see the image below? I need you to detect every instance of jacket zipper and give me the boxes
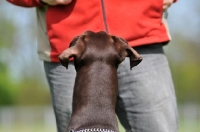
[100,0,109,33]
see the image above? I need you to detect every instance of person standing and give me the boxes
[7,0,178,132]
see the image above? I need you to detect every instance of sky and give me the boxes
[168,0,200,41]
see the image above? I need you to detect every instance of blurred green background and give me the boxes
[0,0,199,132]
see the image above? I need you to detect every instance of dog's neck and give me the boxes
[66,62,119,132]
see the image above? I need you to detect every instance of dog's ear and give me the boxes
[58,36,85,69]
[113,36,142,70]
[126,45,142,69]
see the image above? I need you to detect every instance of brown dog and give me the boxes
[59,31,142,132]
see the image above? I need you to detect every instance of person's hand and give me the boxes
[41,0,72,6]
[163,0,174,10]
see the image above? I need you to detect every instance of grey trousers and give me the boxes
[44,44,178,132]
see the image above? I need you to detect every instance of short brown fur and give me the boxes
[59,31,142,132]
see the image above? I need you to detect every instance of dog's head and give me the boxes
[59,31,142,70]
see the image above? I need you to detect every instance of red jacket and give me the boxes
[7,0,177,62]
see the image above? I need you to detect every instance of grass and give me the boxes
[0,120,199,132]
[118,119,200,132]
[178,120,200,132]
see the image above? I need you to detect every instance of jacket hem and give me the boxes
[47,36,170,63]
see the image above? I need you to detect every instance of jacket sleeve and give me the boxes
[7,0,44,7]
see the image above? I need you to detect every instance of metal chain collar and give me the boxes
[69,128,116,132]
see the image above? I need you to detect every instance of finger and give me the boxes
[163,3,172,10]
[57,0,72,5]
[163,5,168,10]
